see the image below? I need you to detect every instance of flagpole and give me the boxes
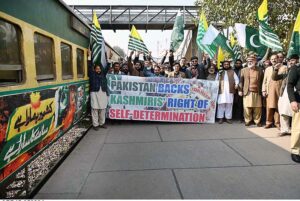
[262,47,271,61]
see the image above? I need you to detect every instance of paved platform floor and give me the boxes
[35,121,300,199]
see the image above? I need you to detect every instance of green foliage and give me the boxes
[195,0,300,51]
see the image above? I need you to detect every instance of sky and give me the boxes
[63,0,195,58]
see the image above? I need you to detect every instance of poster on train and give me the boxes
[0,81,89,182]
[107,75,219,123]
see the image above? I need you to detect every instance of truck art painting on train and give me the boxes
[0,0,121,183]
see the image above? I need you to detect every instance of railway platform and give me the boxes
[35,120,300,199]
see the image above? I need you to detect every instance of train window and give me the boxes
[76,48,84,78]
[34,33,55,81]
[0,18,23,85]
[61,42,73,80]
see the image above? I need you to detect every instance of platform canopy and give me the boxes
[70,5,200,31]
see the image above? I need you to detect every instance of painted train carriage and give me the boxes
[0,0,119,183]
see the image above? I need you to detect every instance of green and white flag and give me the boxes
[201,25,234,58]
[230,32,242,60]
[90,12,104,66]
[128,25,149,55]
[257,0,282,51]
[196,11,217,58]
[235,23,267,57]
[170,10,184,52]
[287,9,300,58]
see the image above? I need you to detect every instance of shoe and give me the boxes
[256,123,262,127]
[218,118,224,124]
[245,122,251,126]
[291,154,300,163]
[278,131,291,137]
[99,125,107,129]
[93,126,99,131]
[264,124,272,129]
[275,125,280,130]
[225,119,232,124]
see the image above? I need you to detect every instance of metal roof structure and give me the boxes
[70,5,200,31]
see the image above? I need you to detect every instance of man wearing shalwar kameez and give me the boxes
[262,54,287,129]
[216,61,239,124]
[89,65,108,130]
[239,56,264,127]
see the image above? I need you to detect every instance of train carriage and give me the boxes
[0,0,120,183]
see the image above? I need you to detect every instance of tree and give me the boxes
[195,0,300,51]
[113,46,126,58]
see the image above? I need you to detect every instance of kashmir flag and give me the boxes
[287,9,300,58]
[202,25,235,58]
[170,10,184,52]
[128,25,149,55]
[257,0,283,51]
[196,11,217,58]
[217,47,225,69]
[230,32,242,60]
[235,23,267,57]
[90,12,104,66]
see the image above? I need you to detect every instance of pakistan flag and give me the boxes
[235,23,267,57]
[287,9,300,58]
[201,25,235,58]
[170,10,184,52]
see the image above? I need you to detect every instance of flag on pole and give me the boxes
[217,47,225,69]
[287,9,300,58]
[257,0,282,51]
[90,12,104,66]
[196,11,217,58]
[170,10,184,52]
[128,25,149,55]
[235,23,267,57]
[202,25,235,58]
[230,32,242,60]
[100,39,107,69]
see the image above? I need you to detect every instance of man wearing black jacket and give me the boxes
[287,56,300,163]
[89,64,109,130]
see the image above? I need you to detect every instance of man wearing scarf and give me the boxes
[216,60,239,124]
[239,56,264,127]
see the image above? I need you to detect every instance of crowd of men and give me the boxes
[89,49,300,163]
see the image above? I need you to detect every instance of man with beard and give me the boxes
[272,54,298,136]
[121,63,129,75]
[262,54,287,129]
[287,55,300,163]
[190,56,207,79]
[216,61,239,124]
[239,56,264,127]
[127,51,144,76]
[233,59,244,122]
[89,65,108,130]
